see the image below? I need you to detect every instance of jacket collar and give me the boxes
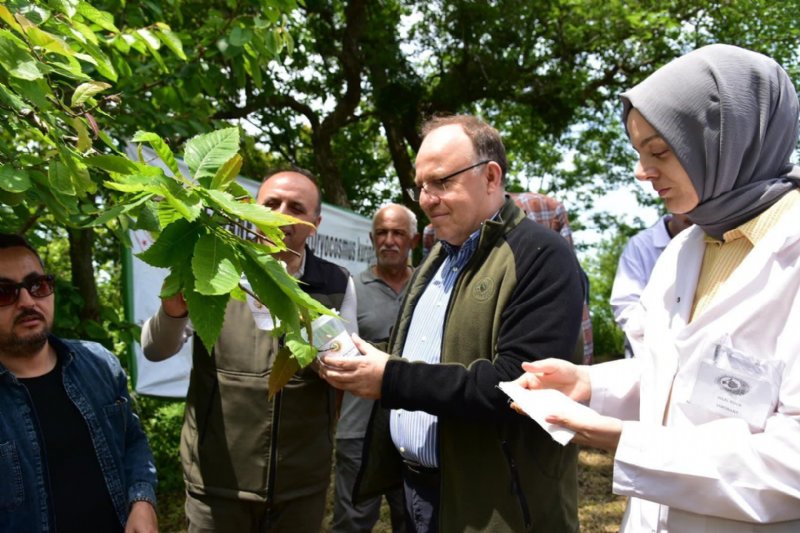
[477,195,526,249]
[417,196,524,286]
[298,245,327,291]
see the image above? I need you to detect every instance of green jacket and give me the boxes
[181,250,348,503]
[356,198,584,532]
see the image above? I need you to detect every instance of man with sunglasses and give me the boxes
[320,115,585,532]
[0,233,158,533]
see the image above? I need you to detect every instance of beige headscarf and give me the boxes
[621,44,800,239]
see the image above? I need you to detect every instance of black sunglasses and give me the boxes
[0,274,56,307]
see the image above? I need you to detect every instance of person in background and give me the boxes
[0,233,158,533]
[141,169,357,533]
[332,203,416,533]
[421,223,436,259]
[513,44,800,531]
[611,213,692,356]
[610,212,693,328]
[321,114,585,532]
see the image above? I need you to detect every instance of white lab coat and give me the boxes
[590,200,800,532]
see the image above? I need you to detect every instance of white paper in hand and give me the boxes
[498,381,595,446]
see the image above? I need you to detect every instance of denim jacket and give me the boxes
[0,336,157,532]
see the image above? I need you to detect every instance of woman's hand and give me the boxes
[512,358,592,403]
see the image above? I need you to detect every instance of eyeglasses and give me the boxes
[406,160,491,202]
[0,274,56,307]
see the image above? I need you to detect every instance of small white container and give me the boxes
[307,315,360,358]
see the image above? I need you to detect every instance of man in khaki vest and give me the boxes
[142,169,357,533]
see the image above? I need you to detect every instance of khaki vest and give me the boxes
[180,251,348,503]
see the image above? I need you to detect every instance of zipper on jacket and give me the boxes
[501,439,532,529]
[265,389,282,505]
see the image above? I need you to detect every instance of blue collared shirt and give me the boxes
[389,227,482,467]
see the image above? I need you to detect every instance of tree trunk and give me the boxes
[67,227,101,322]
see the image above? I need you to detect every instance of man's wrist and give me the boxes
[127,482,157,511]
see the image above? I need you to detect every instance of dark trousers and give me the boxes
[332,438,406,533]
[401,462,440,533]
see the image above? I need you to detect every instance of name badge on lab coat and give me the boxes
[688,343,782,431]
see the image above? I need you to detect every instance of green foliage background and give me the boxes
[4,0,800,523]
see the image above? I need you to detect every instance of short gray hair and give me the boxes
[374,203,418,236]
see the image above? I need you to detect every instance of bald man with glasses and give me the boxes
[321,115,585,533]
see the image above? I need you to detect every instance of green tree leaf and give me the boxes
[0,189,25,206]
[184,127,240,186]
[135,28,167,72]
[285,331,316,368]
[131,201,161,232]
[242,244,332,317]
[69,19,99,45]
[51,0,79,19]
[136,218,201,268]
[225,180,253,199]
[104,171,169,194]
[77,38,117,81]
[132,131,182,178]
[86,193,151,227]
[229,26,253,46]
[135,27,161,49]
[185,285,228,350]
[154,23,186,60]
[26,26,74,58]
[48,160,76,195]
[229,284,247,302]
[0,31,44,80]
[160,267,183,298]
[0,5,23,34]
[240,251,299,332]
[76,1,119,34]
[48,56,90,81]
[85,154,140,175]
[155,200,182,228]
[58,146,95,195]
[0,166,31,192]
[202,189,298,245]
[9,78,51,108]
[71,80,111,106]
[70,116,91,152]
[210,154,243,190]
[192,232,242,295]
[160,180,201,221]
[0,82,27,111]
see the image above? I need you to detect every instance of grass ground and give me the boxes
[157,448,625,532]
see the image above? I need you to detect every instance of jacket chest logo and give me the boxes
[472,277,495,302]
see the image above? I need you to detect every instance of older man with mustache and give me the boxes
[332,203,418,533]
